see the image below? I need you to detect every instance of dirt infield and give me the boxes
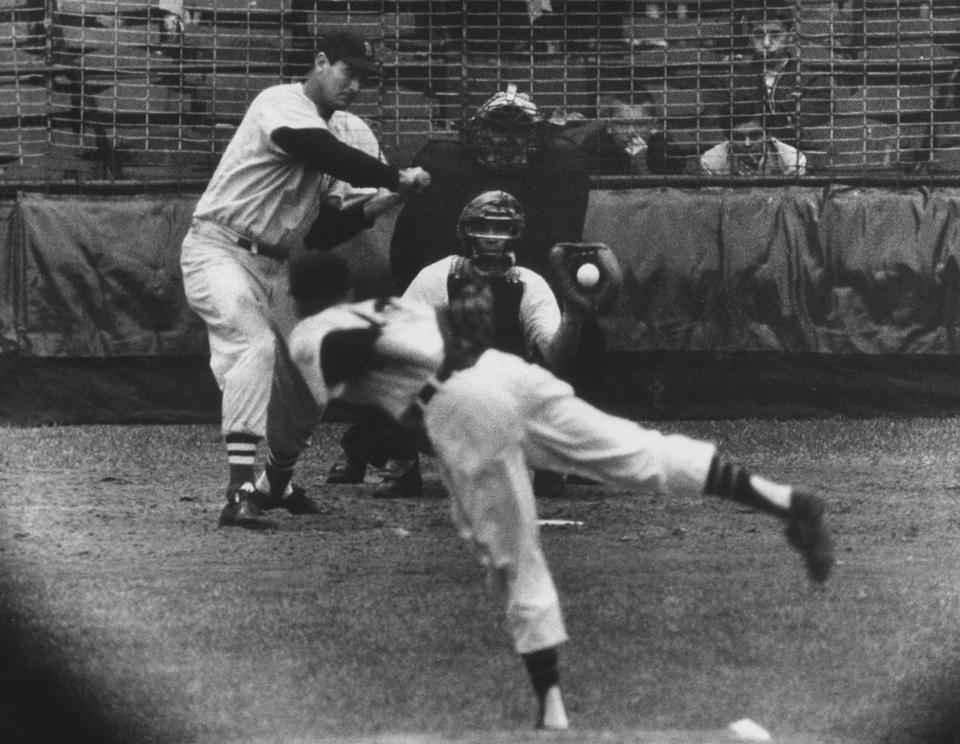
[2,419,960,744]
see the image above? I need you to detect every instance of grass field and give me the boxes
[2,418,960,744]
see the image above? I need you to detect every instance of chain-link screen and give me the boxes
[1,0,959,188]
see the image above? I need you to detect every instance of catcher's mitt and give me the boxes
[548,242,623,315]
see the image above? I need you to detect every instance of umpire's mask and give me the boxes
[463,84,544,176]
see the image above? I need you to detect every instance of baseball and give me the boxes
[576,262,601,288]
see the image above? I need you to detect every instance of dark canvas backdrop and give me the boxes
[3,188,960,423]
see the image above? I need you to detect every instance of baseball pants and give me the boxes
[422,349,717,654]
[181,221,296,438]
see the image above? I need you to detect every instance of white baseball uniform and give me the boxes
[402,256,561,358]
[181,83,389,437]
[269,296,717,654]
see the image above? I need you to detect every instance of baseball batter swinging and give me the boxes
[258,250,835,731]
[179,27,430,528]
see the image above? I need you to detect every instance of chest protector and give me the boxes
[448,257,527,358]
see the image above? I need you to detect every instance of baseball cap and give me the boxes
[317,27,379,77]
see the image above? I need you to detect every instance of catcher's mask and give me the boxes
[463,84,544,176]
[458,190,525,277]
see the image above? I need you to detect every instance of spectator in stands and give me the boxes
[729,3,837,143]
[326,85,593,499]
[725,2,797,65]
[699,99,807,176]
[726,4,799,139]
[419,1,629,54]
[531,0,631,52]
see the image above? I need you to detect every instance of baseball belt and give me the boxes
[234,235,287,261]
[398,367,453,436]
[190,219,287,261]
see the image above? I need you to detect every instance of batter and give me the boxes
[179,27,430,528]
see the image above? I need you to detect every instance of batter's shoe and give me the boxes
[219,483,278,530]
[372,458,423,499]
[251,485,320,515]
[326,454,367,484]
[784,491,834,583]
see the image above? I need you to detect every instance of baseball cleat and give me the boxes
[251,485,320,515]
[784,491,834,583]
[276,485,320,514]
[219,483,278,530]
[372,458,423,499]
[326,456,367,484]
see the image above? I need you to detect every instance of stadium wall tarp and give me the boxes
[3,188,960,423]
[0,192,398,358]
[586,186,960,354]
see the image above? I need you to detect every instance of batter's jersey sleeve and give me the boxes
[325,111,389,209]
[192,83,333,251]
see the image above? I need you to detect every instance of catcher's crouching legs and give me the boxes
[326,406,372,484]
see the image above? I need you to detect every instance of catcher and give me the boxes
[256,250,835,731]
[386,87,599,413]
[327,190,621,498]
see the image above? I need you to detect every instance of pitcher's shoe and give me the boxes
[785,491,834,583]
[372,458,423,499]
[536,685,569,730]
[219,483,278,530]
[326,454,367,484]
[251,485,320,515]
